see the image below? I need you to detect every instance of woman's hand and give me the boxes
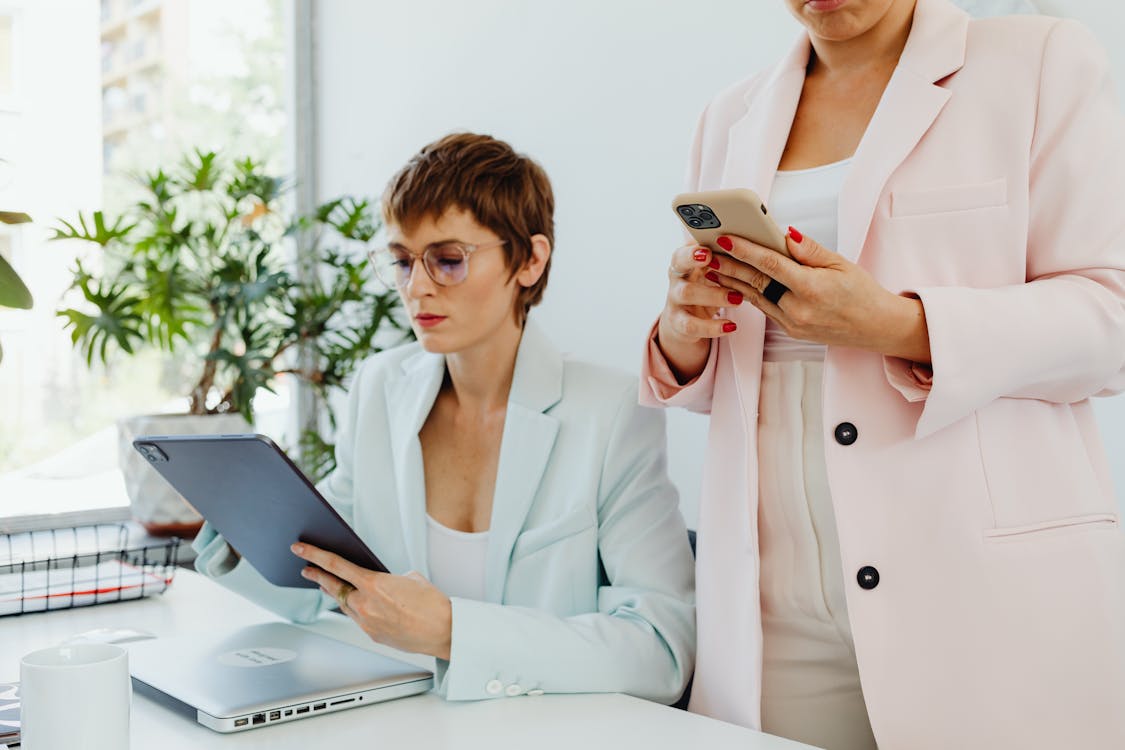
[657,243,745,383]
[711,228,932,363]
[291,542,453,660]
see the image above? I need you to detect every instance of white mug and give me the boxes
[20,642,131,750]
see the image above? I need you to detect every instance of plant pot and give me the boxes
[117,412,251,537]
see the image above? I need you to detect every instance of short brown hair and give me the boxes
[381,133,554,327]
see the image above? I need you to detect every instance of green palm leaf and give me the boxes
[57,277,146,366]
[50,211,136,246]
[0,253,32,309]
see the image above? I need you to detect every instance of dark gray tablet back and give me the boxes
[133,433,387,588]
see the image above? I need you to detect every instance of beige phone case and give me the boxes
[672,188,790,259]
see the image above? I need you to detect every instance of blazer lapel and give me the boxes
[837,0,969,261]
[384,348,445,577]
[484,321,562,603]
[718,32,810,402]
[720,31,810,203]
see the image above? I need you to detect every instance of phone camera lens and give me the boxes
[677,206,694,216]
[699,211,716,222]
[687,218,703,228]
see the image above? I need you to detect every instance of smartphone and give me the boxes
[672,188,790,259]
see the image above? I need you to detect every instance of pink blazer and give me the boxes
[641,0,1125,747]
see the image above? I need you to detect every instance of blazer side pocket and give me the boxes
[510,509,596,561]
[891,178,1007,217]
[983,512,1119,542]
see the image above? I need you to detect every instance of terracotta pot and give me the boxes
[117,412,251,537]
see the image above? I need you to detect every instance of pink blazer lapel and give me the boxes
[838,0,970,261]
[718,0,971,266]
[717,33,810,394]
[720,32,810,202]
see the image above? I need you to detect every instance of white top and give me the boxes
[426,513,489,601]
[763,158,852,362]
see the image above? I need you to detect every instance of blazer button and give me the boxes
[857,566,880,590]
[834,422,858,445]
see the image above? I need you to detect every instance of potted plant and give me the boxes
[0,211,33,361]
[50,150,409,535]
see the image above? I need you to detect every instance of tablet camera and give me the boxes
[137,443,169,463]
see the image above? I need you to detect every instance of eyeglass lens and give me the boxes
[381,242,469,287]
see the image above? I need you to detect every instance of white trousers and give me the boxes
[757,360,878,750]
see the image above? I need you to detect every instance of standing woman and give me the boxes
[644,0,1125,748]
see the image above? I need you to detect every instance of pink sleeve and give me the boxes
[885,21,1125,439]
[639,319,718,414]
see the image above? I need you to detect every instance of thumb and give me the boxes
[785,226,838,268]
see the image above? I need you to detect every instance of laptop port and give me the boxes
[234,718,249,727]
[269,711,281,721]
[330,698,355,706]
[296,706,310,714]
[284,710,293,717]
[252,713,266,725]
[313,703,326,711]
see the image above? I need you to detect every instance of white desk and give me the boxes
[1,570,818,749]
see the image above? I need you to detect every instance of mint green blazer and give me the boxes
[194,322,696,703]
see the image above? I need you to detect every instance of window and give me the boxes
[0,14,14,104]
[1,0,287,531]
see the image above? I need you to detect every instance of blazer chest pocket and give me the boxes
[510,509,596,561]
[983,512,1119,543]
[891,178,1007,217]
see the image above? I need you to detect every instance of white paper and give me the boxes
[0,560,169,615]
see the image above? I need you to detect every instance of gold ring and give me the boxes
[335,583,354,610]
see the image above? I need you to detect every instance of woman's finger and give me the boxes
[666,308,739,339]
[719,234,807,291]
[671,276,745,309]
[708,253,775,295]
[299,564,346,597]
[738,273,792,328]
[291,542,366,588]
[668,244,718,279]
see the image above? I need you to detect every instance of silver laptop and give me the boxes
[127,622,434,732]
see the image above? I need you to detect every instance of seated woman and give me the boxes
[193,132,695,703]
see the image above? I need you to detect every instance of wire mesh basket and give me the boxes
[0,523,179,616]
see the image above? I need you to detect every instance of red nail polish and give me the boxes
[705,271,719,283]
[788,226,803,243]
[708,257,721,269]
[722,322,737,333]
[716,236,733,252]
[693,248,708,262]
[727,291,742,305]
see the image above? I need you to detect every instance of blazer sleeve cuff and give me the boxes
[882,355,934,403]
[438,598,542,701]
[640,320,717,412]
[192,521,328,623]
[191,521,240,578]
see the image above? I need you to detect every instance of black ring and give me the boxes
[763,279,789,304]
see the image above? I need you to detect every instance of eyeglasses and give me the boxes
[368,239,507,288]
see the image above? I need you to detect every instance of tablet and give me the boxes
[133,433,388,588]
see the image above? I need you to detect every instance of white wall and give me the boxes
[313,0,1125,527]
